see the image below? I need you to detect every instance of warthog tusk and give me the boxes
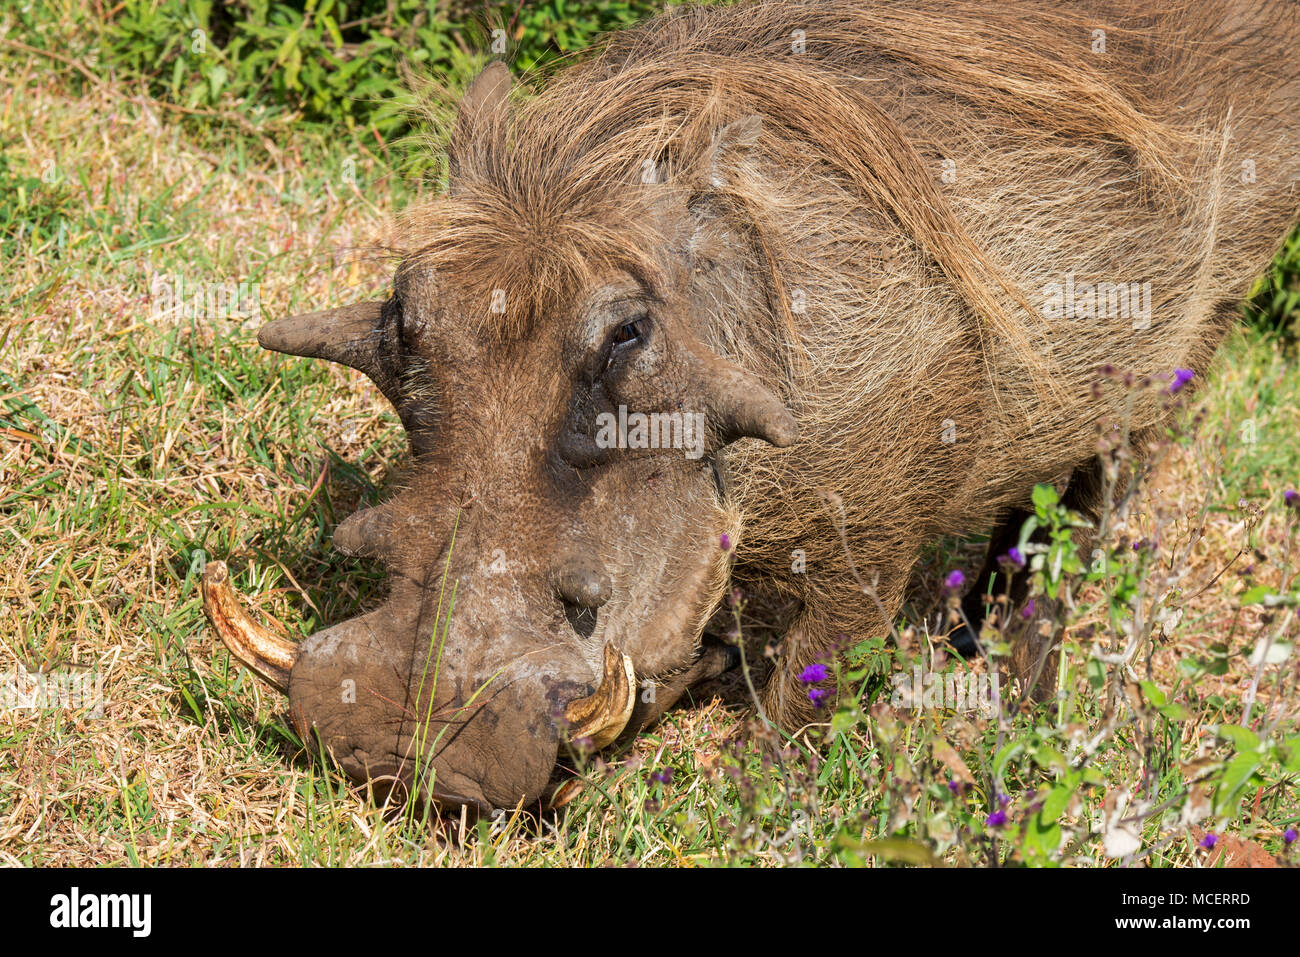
[563,643,636,749]
[201,561,298,691]
[545,778,585,810]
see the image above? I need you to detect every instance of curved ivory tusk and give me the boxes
[544,778,585,810]
[563,643,636,749]
[201,561,298,691]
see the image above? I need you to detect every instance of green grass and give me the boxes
[1,2,1298,867]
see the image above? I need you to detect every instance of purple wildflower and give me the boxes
[1284,827,1297,846]
[808,687,831,709]
[945,569,966,589]
[650,768,674,785]
[947,779,962,795]
[1199,832,1219,850]
[1004,547,1026,568]
[1168,368,1195,394]
[1021,598,1036,619]
[985,809,1008,828]
[1285,489,1299,509]
[719,533,732,551]
[798,663,829,684]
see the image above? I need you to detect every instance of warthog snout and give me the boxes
[204,560,636,809]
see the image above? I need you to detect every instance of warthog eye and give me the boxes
[611,316,646,348]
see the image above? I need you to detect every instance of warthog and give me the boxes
[203,0,1300,811]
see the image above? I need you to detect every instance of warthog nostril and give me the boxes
[555,561,610,641]
[554,563,611,609]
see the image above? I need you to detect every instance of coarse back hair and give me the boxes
[391,0,1300,725]
[403,0,1292,372]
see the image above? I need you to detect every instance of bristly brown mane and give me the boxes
[402,1,1296,381]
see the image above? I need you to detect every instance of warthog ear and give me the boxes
[448,61,512,193]
[705,114,763,187]
[458,60,512,128]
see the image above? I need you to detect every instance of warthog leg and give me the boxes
[951,506,1034,659]
[951,456,1116,701]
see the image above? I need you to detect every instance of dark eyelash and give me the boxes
[611,317,646,347]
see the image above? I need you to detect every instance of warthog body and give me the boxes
[205,0,1300,810]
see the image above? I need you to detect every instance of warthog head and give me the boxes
[203,61,797,810]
